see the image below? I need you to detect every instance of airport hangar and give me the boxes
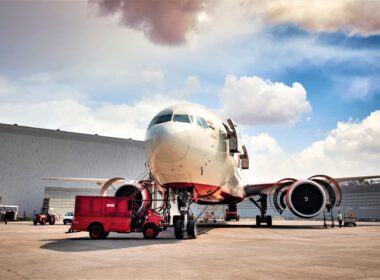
[0,122,379,221]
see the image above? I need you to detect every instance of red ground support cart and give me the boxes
[70,196,165,239]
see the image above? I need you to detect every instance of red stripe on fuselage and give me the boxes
[162,182,243,204]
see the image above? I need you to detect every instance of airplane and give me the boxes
[45,103,380,239]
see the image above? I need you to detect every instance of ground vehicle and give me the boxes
[33,208,56,225]
[63,211,73,225]
[70,196,165,239]
[344,212,357,227]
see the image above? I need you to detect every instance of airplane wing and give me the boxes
[243,174,380,220]
[43,177,109,186]
[244,174,380,197]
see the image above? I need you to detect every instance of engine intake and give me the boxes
[286,180,327,218]
[115,183,150,217]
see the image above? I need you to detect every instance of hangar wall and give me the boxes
[0,123,145,217]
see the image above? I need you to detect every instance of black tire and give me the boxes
[89,224,105,239]
[225,217,230,221]
[267,216,272,227]
[143,224,159,239]
[256,215,261,227]
[187,220,198,239]
[63,221,67,225]
[236,216,240,222]
[49,218,55,225]
[353,223,357,227]
[174,218,184,239]
[40,219,46,225]
[33,220,37,226]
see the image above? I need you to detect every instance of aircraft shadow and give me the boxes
[40,227,213,252]
[198,222,327,229]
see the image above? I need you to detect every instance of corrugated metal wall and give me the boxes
[0,124,145,217]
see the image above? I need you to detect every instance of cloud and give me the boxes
[242,111,380,182]
[218,75,311,125]
[0,96,180,140]
[91,0,206,45]
[337,76,380,101]
[263,0,380,37]
[0,74,181,140]
[172,75,200,98]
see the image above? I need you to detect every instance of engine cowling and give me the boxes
[99,177,151,217]
[115,183,151,216]
[286,180,327,218]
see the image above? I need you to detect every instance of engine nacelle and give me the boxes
[286,180,327,219]
[115,183,151,216]
[99,177,151,217]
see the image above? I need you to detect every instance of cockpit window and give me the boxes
[148,114,172,129]
[198,117,209,128]
[173,114,190,123]
[190,115,209,128]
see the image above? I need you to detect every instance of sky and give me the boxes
[0,0,379,182]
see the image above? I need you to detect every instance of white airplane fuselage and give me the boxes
[145,104,246,204]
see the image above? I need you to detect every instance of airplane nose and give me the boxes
[146,124,190,162]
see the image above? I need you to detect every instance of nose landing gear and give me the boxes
[173,188,198,239]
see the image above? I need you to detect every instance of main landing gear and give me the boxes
[173,189,198,239]
[250,194,272,227]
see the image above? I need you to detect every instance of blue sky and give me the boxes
[0,0,379,180]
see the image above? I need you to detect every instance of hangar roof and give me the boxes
[0,123,143,147]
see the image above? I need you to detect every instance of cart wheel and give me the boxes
[63,221,67,225]
[40,219,46,225]
[174,218,184,239]
[49,218,55,225]
[143,224,158,239]
[33,220,37,226]
[89,224,105,239]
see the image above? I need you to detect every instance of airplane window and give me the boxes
[173,114,190,123]
[198,117,209,128]
[148,114,172,129]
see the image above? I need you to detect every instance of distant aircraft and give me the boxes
[45,104,380,239]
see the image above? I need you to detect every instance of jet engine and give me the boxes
[100,177,151,217]
[115,183,151,216]
[271,175,341,219]
[285,180,327,218]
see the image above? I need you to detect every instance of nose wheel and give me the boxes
[173,189,197,239]
[174,214,197,239]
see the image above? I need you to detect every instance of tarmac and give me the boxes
[0,220,380,280]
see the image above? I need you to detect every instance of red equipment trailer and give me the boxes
[70,196,165,239]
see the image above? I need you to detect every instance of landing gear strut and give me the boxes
[250,194,272,227]
[173,188,197,239]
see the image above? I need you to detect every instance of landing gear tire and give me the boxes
[143,224,159,239]
[187,220,198,239]
[174,218,184,239]
[256,215,261,227]
[267,215,272,227]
